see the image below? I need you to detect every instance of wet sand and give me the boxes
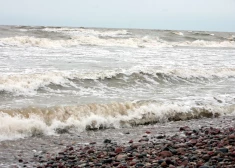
[1,115,235,167]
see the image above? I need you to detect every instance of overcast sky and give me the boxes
[0,0,235,32]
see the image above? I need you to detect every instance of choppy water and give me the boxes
[0,25,235,140]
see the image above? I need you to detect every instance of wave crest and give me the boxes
[1,35,234,48]
[0,68,234,95]
[0,101,234,140]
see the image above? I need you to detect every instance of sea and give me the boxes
[0,25,235,142]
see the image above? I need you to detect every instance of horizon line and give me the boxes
[1,24,235,33]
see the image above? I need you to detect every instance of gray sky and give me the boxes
[0,0,235,32]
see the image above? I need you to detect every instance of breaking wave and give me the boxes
[0,35,234,48]
[0,68,234,95]
[193,32,215,36]
[0,101,234,140]
[42,27,131,37]
[177,40,235,48]
[172,31,184,36]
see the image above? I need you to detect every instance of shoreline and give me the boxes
[0,115,235,167]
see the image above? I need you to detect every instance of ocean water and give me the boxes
[0,25,235,141]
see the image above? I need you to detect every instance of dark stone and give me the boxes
[126,157,134,161]
[102,159,113,164]
[217,148,228,153]
[112,142,118,145]
[67,146,73,150]
[95,163,102,166]
[163,146,177,155]
[113,162,120,166]
[135,163,144,167]
[229,152,235,156]
[141,137,149,142]
[165,159,174,165]
[109,152,117,157]
[68,156,76,160]
[104,139,112,143]
[58,152,65,155]
[179,126,191,131]
[189,156,198,161]
[229,140,235,144]
[185,131,192,136]
[162,146,170,151]
[193,129,199,134]
[156,135,166,139]
[125,146,132,152]
[87,149,95,154]
[158,160,164,164]
[47,161,54,164]
[137,154,144,159]
[202,155,210,162]
[39,159,47,163]
[55,128,70,134]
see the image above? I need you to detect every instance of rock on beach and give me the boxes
[29,125,235,167]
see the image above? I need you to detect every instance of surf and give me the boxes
[1,101,234,141]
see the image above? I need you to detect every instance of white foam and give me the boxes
[175,40,235,48]
[19,29,28,32]
[173,31,184,36]
[0,72,75,95]
[1,35,234,48]
[0,67,234,95]
[43,27,131,37]
[0,36,78,48]
[0,112,58,141]
[0,102,234,141]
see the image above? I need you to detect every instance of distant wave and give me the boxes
[42,27,132,38]
[0,35,234,48]
[227,35,235,41]
[176,40,235,47]
[193,32,215,36]
[0,101,234,140]
[0,68,234,95]
[172,31,184,36]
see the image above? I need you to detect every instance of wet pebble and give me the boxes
[35,126,235,168]
[103,139,112,143]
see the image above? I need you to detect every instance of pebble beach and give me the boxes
[1,115,235,167]
[0,26,235,168]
